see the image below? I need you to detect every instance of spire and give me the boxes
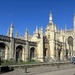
[49,11,53,23]
[40,26,43,35]
[65,24,66,31]
[74,13,75,28]
[24,28,29,40]
[7,28,10,36]
[25,28,28,36]
[9,23,14,37]
[10,22,14,28]
[16,31,18,38]
[26,28,28,33]
[55,24,57,32]
[35,26,38,33]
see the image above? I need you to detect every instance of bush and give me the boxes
[19,59,23,62]
[1,59,16,65]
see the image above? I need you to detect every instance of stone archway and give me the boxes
[56,43,62,61]
[43,43,50,62]
[30,47,36,61]
[16,45,24,62]
[68,36,73,60]
[44,48,48,61]
[0,42,9,60]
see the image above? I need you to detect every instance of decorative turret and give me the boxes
[55,24,57,32]
[35,26,39,33]
[7,28,10,37]
[9,23,14,37]
[65,24,66,31]
[40,27,43,36]
[34,26,39,37]
[24,28,28,40]
[49,11,53,23]
[16,31,18,38]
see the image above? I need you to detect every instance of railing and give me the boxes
[14,38,26,44]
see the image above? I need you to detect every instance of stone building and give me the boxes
[0,12,75,62]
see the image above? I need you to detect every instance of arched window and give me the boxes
[68,36,73,46]
[0,42,9,60]
[68,36,73,59]
[16,45,23,62]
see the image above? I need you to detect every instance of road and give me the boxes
[36,68,75,75]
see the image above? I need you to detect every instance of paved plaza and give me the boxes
[0,64,75,75]
[36,68,75,75]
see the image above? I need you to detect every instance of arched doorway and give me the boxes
[44,48,49,62]
[57,44,62,61]
[30,47,36,61]
[16,45,23,62]
[68,36,73,60]
[0,42,8,60]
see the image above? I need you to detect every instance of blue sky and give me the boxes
[0,0,75,37]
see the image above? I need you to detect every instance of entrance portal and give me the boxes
[16,45,23,62]
[30,47,36,61]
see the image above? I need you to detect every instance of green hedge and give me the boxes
[1,59,37,65]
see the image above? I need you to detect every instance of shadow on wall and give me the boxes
[0,66,14,74]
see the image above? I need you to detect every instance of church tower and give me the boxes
[45,11,56,60]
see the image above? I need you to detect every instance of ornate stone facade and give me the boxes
[0,12,75,62]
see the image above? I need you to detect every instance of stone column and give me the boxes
[40,37,44,62]
[25,41,29,61]
[9,38,14,60]
[49,41,55,59]
[22,48,25,61]
[37,27,44,62]
[5,46,8,60]
[49,30,55,60]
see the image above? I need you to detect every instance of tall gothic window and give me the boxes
[68,36,73,59]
